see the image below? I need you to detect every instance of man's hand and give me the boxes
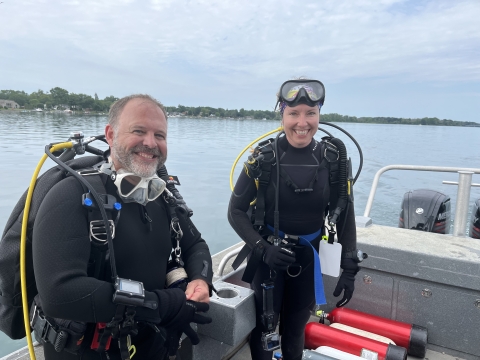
[185,279,210,303]
[165,298,212,356]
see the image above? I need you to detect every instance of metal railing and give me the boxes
[215,246,242,278]
[363,165,480,237]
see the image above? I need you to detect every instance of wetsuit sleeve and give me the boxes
[227,168,264,249]
[174,207,213,286]
[336,195,357,253]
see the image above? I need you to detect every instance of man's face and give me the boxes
[105,98,167,177]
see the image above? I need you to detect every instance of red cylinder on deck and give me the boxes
[305,322,407,360]
[326,307,427,358]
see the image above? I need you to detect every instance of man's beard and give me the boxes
[111,142,166,178]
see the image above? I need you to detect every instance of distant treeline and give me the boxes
[0,88,118,112]
[1,89,478,127]
[164,105,279,120]
[165,105,479,127]
[320,113,479,127]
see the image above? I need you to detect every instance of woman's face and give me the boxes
[281,104,320,148]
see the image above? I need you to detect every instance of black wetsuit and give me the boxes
[33,175,213,360]
[228,136,356,360]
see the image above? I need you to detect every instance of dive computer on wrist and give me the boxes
[342,249,368,263]
[112,277,145,307]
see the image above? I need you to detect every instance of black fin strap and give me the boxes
[231,244,251,270]
[241,241,266,283]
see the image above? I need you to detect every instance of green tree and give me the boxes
[79,94,94,109]
[50,87,69,106]
[68,93,81,109]
[104,96,119,103]
[29,99,40,109]
[30,90,50,108]
[92,101,103,111]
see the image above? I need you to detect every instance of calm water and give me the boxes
[1,112,479,355]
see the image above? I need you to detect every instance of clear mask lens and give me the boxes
[114,171,166,204]
[285,85,319,101]
[280,80,325,106]
[119,175,143,197]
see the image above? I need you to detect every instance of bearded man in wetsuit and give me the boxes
[32,94,213,359]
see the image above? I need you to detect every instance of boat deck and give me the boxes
[3,224,479,360]
[211,242,471,360]
[0,340,466,360]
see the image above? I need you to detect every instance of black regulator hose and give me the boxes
[328,137,348,226]
[273,131,283,240]
[157,165,193,217]
[319,121,363,184]
[317,127,334,138]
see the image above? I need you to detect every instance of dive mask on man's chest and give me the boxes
[112,169,166,206]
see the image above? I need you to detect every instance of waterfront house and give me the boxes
[0,99,20,109]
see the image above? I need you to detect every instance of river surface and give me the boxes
[1,111,480,356]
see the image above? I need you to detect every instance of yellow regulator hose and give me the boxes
[21,142,73,360]
[229,126,283,191]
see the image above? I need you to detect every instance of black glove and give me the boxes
[164,300,211,357]
[262,243,296,271]
[333,257,360,307]
[153,288,212,344]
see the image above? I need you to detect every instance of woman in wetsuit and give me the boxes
[228,79,359,360]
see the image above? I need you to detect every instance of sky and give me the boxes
[1,0,479,122]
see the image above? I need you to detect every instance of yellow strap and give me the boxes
[229,126,283,191]
[129,345,136,358]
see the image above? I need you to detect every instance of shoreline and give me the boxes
[1,109,479,127]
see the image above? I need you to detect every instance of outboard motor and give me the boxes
[469,199,480,239]
[399,189,451,234]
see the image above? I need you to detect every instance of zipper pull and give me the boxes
[142,207,153,232]
[144,210,152,223]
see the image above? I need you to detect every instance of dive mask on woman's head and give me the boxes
[113,169,166,206]
[276,80,325,112]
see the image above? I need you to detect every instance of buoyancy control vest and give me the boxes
[246,137,346,229]
[0,155,189,341]
[0,155,108,340]
[232,135,354,283]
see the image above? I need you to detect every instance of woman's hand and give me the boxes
[262,243,296,271]
[333,257,360,307]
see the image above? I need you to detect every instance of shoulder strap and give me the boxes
[249,140,276,229]
[74,171,115,280]
[317,138,340,212]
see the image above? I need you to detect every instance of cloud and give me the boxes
[0,0,479,120]
[2,0,479,80]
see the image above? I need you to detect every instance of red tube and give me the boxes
[326,308,427,358]
[305,322,407,360]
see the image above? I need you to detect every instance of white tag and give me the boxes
[319,241,342,277]
[361,348,379,360]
